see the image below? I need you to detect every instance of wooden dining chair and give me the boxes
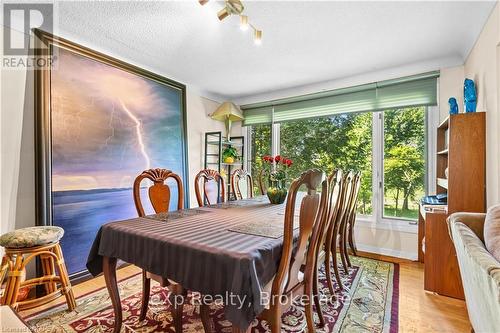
[323,171,353,290]
[343,171,362,265]
[133,168,186,331]
[320,169,345,295]
[337,171,356,273]
[231,169,254,200]
[259,169,330,332]
[200,169,332,333]
[195,169,226,206]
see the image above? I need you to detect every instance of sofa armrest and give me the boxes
[447,212,486,242]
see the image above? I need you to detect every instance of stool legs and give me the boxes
[1,243,76,312]
[41,254,57,294]
[53,243,76,311]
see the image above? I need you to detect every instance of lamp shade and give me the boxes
[210,102,244,122]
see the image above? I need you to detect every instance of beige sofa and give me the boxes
[448,211,500,332]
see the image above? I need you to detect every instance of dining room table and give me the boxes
[86,195,301,333]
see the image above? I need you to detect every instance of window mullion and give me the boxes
[372,111,384,223]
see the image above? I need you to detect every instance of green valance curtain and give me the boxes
[242,71,439,126]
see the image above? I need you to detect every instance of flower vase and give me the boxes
[266,180,287,204]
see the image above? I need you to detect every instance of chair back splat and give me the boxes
[133,168,184,216]
[231,169,254,200]
[194,169,226,206]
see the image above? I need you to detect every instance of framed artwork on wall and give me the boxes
[34,29,189,280]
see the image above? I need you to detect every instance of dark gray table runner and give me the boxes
[86,196,291,329]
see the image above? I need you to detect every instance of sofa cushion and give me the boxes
[484,204,500,262]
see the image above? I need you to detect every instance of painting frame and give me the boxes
[34,29,189,282]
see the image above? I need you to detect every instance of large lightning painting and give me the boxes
[50,46,186,276]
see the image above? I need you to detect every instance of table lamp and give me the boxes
[210,102,244,141]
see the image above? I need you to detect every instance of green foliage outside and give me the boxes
[383,107,425,220]
[279,113,373,215]
[250,107,425,220]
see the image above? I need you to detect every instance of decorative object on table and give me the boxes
[464,78,477,112]
[448,97,459,114]
[0,226,76,311]
[210,102,244,141]
[222,146,239,164]
[24,256,399,333]
[262,155,293,204]
[198,0,263,45]
[33,29,189,279]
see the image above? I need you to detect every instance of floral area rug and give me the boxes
[23,256,399,332]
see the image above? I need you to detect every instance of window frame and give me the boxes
[245,106,437,234]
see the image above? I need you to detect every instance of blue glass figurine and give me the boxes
[464,78,477,112]
[448,97,458,114]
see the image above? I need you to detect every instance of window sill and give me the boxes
[355,216,418,234]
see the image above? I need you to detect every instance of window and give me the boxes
[382,107,426,220]
[245,73,436,224]
[249,124,272,193]
[280,113,373,215]
[248,108,428,222]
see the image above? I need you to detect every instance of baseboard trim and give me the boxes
[356,243,418,261]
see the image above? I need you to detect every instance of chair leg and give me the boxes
[339,231,349,273]
[343,224,352,268]
[267,305,282,333]
[200,303,213,333]
[324,250,335,295]
[348,216,358,256]
[312,266,325,328]
[140,270,151,321]
[169,283,187,333]
[53,244,76,311]
[331,246,343,290]
[304,279,316,333]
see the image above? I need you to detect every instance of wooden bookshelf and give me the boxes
[419,112,486,300]
[436,112,486,213]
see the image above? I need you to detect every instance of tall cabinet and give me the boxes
[204,132,245,201]
[419,112,486,299]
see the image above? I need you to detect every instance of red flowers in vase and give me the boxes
[261,155,293,204]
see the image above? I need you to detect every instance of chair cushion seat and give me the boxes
[0,226,64,249]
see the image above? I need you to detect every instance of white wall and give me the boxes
[186,92,241,207]
[463,3,499,207]
[0,27,35,240]
[439,3,500,207]
[438,66,465,120]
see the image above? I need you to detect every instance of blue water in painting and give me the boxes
[53,187,179,275]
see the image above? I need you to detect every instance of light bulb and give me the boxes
[254,29,262,45]
[240,15,249,31]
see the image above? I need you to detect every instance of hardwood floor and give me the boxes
[19,254,471,332]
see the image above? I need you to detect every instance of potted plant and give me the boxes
[262,155,293,204]
[222,146,239,164]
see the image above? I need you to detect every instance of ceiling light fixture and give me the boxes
[240,15,248,31]
[199,0,262,45]
[254,29,262,45]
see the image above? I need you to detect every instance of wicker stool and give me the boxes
[0,226,76,311]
